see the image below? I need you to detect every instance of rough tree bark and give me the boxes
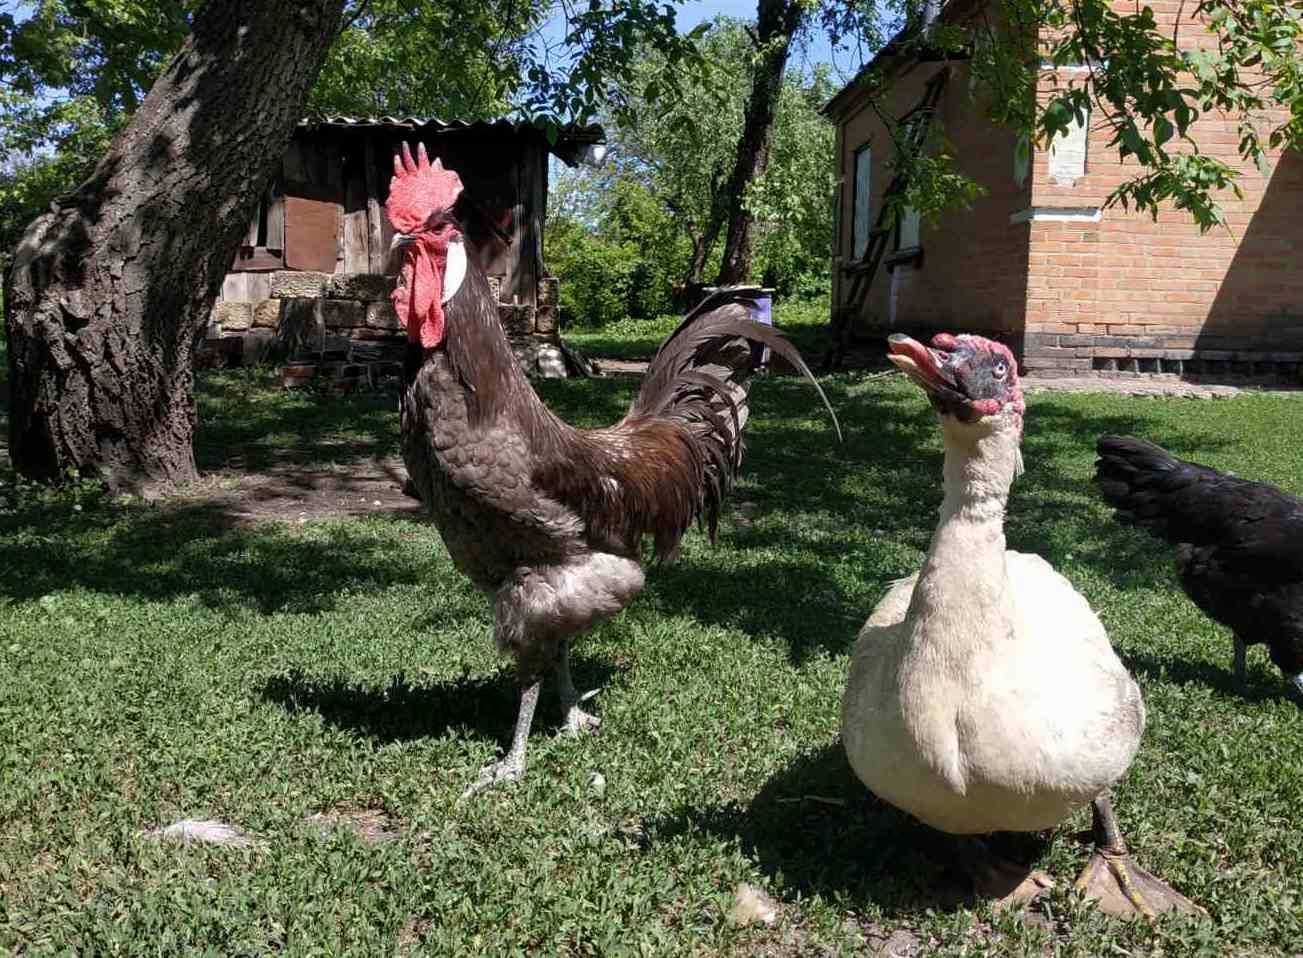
[714,0,805,286]
[4,0,347,490]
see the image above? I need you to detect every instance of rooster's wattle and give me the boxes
[386,142,838,794]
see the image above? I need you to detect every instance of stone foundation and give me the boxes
[199,270,572,383]
[1022,328,1303,384]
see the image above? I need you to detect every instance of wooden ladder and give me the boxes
[822,67,951,373]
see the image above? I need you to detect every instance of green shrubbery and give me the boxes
[544,18,834,331]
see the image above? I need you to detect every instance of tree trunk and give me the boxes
[4,0,346,490]
[714,0,804,286]
[686,187,730,287]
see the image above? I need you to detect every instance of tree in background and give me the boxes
[604,22,751,289]
[714,0,810,285]
[307,0,544,118]
[2,0,694,489]
[547,17,835,324]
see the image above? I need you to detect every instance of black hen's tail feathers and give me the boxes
[1095,435,1303,567]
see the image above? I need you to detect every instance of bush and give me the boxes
[546,207,685,329]
[547,225,641,328]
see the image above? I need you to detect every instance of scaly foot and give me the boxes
[461,757,525,798]
[563,703,601,735]
[1075,849,1203,918]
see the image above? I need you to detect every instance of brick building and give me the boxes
[825,0,1303,379]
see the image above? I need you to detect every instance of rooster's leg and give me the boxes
[1073,793,1202,917]
[462,679,541,797]
[556,640,601,734]
[1233,636,1247,687]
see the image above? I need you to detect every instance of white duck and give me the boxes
[841,332,1199,917]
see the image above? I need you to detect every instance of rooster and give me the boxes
[386,143,839,794]
[1095,436,1303,699]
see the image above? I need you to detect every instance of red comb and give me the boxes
[386,142,464,235]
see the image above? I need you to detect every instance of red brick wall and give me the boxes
[832,59,1031,347]
[1023,2,1303,376]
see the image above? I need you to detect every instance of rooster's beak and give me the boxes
[390,233,415,253]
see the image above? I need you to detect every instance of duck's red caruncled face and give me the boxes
[888,332,1024,423]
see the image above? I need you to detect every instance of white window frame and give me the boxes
[851,143,872,261]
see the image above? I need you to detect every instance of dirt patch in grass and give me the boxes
[168,457,422,525]
[307,803,404,845]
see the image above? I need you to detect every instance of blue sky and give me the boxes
[539,0,872,84]
[668,0,864,79]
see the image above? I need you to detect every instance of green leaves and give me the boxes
[307,0,539,119]
[1032,0,1303,231]
[550,17,836,300]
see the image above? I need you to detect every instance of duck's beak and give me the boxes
[887,334,958,396]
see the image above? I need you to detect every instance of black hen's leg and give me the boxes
[463,679,540,797]
[1074,793,1202,917]
[556,640,601,734]
[1233,636,1248,688]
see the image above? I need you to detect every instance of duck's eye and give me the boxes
[992,360,1008,380]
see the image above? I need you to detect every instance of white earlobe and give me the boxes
[443,237,467,304]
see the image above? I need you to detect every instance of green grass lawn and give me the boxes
[2,364,1302,954]
[564,295,831,363]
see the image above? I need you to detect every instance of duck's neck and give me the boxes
[908,417,1023,649]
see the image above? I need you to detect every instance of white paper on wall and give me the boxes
[1049,109,1089,184]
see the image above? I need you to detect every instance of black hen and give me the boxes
[1094,435,1303,697]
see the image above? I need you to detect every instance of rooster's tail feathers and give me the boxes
[626,287,839,547]
[631,286,840,437]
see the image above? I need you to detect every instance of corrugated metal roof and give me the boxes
[298,115,604,144]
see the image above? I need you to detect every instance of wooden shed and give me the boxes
[207,117,605,381]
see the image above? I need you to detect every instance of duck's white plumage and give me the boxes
[841,418,1145,836]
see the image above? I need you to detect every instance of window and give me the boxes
[897,206,921,250]
[851,144,872,261]
[233,183,285,271]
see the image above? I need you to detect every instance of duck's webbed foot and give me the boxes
[461,680,540,799]
[556,640,601,736]
[1075,794,1202,918]
[957,836,1054,910]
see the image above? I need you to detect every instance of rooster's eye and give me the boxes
[992,360,1008,380]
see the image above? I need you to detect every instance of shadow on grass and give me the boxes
[1120,647,1301,706]
[259,657,622,748]
[0,497,428,613]
[639,742,1015,916]
[193,369,402,474]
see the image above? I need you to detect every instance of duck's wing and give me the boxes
[863,572,919,631]
[1005,551,1115,651]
